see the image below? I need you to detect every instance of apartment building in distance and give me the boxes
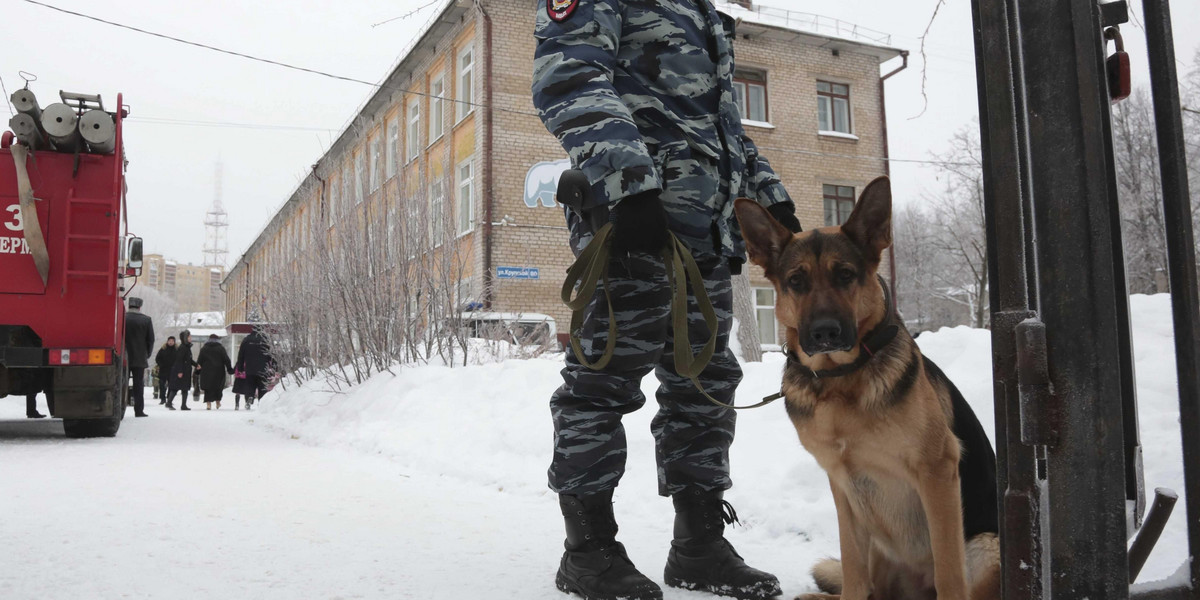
[143,253,226,314]
[224,0,905,348]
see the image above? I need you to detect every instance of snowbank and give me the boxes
[256,294,1189,587]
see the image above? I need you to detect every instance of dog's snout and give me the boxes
[810,319,842,345]
[802,316,856,355]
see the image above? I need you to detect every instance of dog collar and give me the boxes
[784,276,900,380]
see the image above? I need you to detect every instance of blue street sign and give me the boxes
[496,266,540,280]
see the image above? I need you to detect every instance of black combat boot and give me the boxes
[664,489,781,599]
[556,490,663,600]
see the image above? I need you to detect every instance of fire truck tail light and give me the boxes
[48,349,112,366]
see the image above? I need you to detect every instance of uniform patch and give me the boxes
[547,0,580,22]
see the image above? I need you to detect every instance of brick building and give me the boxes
[223,0,905,348]
[144,253,226,314]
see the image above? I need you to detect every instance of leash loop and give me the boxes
[563,226,779,410]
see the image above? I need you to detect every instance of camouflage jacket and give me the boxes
[532,0,793,259]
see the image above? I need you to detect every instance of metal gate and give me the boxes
[971,0,1198,598]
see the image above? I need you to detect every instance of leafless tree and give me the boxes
[731,272,762,361]
[1113,90,1171,293]
[919,127,990,328]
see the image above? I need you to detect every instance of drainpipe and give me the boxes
[475,0,495,309]
[879,50,908,308]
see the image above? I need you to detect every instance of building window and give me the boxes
[405,194,422,259]
[457,45,474,122]
[407,100,421,162]
[733,68,768,123]
[817,81,851,134]
[387,117,398,179]
[341,167,352,214]
[823,184,856,226]
[430,73,446,142]
[429,180,446,247]
[355,152,365,205]
[754,288,778,346]
[369,135,382,192]
[386,204,397,260]
[457,159,474,235]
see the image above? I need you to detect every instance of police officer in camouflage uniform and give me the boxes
[533,1,803,598]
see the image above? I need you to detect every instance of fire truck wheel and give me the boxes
[62,364,126,438]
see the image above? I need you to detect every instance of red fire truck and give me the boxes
[0,90,142,437]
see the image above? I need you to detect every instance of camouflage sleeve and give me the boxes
[532,0,660,206]
[742,134,792,208]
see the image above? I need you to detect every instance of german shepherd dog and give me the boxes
[733,177,1000,600]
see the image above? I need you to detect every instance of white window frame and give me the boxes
[456,45,475,123]
[407,100,421,163]
[429,179,446,247]
[355,152,365,205]
[430,72,446,143]
[753,287,780,349]
[823,184,856,227]
[386,203,398,261]
[456,158,474,236]
[817,80,853,135]
[733,68,768,124]
[386,117,398,180]
[369,135,382,192]
[405,193,422,260]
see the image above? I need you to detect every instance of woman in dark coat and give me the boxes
[234,329,275,409]
[197,334,234,410]
[166,330,196,411]
[154,337,176,403]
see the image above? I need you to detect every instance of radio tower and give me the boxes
[203,161,229,269]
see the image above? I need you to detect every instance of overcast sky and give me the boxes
[6,0,1199,267]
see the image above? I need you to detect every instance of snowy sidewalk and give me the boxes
[0,294,1188,599]
[0,401,573,600]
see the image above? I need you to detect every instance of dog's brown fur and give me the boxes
[734,177,999,600]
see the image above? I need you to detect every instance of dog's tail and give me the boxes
[811,558,843,594]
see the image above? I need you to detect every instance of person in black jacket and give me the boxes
[234,328,275,408]
[166,330,196,411]
[197,334,234,410]
[154,337,176,404]
[124,297,155,417]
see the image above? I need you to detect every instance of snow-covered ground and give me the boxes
[0,294,1189,599]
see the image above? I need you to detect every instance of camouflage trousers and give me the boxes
[548,246,741,498]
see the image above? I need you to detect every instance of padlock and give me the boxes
[1105,27,1131,103]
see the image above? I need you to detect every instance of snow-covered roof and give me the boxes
[167,311,226,328]
[715,2,904,60]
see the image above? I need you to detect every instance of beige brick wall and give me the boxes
[484,0,578,329]
[484,0,894,339]
[227,0,897,346]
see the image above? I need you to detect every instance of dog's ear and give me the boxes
[734,198,792,274]
[841,176,892,262]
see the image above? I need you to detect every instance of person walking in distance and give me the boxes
[234,327,275,410]
[155,336,176,404]
[532,1,802,598]
[166,330,196,411]
[124,297,155,418]
[197,334,234,410]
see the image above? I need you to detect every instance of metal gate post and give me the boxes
[1135,0,1200,596]
[970,0,1045,597]
[1019,0,1132,597]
